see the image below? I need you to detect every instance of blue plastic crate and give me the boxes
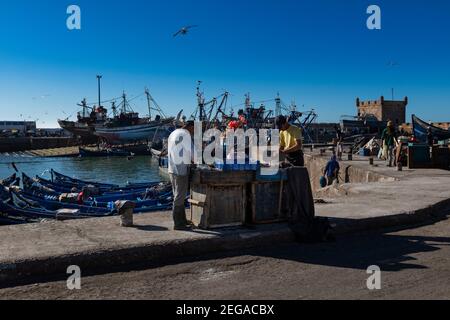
[359,148,370,157]
[256,167,288,181]
[215,160,259,172]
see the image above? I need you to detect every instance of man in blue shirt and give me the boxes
[323,155,340,186]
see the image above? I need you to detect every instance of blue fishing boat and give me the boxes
[412,115,450,143]
[21,184,173,210]
[0,173,19,187]
[0,213,27,225]
[10,189,115,215]
[0,168,176,222]
[0,186,114,220]
[51,169,158,191]
[24,173,156,198]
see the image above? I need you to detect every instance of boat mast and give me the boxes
[245,93,251,110]
[111,101,117,117]
[196,81,206,121]
[96,75,102,109]
[81,98,88,118]
[275,92,282,117]
[145,88,152,120]
[122,92,127,114]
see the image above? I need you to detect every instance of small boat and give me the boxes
[150,148,162,157]
[0,215,26,225]
[412,114,450,142]
[23,175,153,202]
[79,147,131,158]
[10,188,114,215]
[11,176,174,215]
[0,187,111,220]
[21,188,172,211]
[0,173,18,187]
[51,169,119,189]
[22,172,173,204]
[50,169,158,192]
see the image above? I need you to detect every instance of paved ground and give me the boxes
[1,217,450,300]
[2,163,449,263]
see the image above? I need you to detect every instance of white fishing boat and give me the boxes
[94,89,175,144]
[95,119,174,143]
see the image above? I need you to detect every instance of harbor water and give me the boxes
[0,155,163,185]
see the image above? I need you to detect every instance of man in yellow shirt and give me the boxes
[276,115,304,167]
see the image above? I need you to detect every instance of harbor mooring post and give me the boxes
[115,200,136,227]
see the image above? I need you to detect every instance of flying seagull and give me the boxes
[32,94,51,100]
[173,25,198,37]
[387,61,399,67]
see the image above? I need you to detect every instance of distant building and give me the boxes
[0,121,36,136]
[356,96,408,125]
[36,128,71,137]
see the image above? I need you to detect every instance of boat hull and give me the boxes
[94,121,174,143]
[412,115,450,142]
[58,120,93,137]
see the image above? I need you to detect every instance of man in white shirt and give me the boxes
[168,121,195,230]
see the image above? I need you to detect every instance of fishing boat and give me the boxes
[50,169,119,189]
[0,173,18,187]
[0,215,26,225]
[10,188,114,215]
[95,120,174,144]
[94,90,175,144]
[17,175,173,215]
[50,169,158,191]
[23,172,171,203]
[21,186,172,210]
[0,167,178,221]
[58,99,108,140]
[0,186,113,220]
[412,114,450,142]
[24,174,154,200]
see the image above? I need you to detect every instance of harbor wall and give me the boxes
[304,153,396,193]
[0,137,80,153]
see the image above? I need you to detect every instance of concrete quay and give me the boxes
[1,156,450,284]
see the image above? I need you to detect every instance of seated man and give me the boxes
[276,116,304,167]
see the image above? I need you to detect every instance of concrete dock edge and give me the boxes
[0,224,295,284]
[330,198,450,235]
[1,198,450,284]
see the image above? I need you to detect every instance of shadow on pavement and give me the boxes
[256,232,450,272]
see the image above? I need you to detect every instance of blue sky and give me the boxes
[0,0,449,127]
